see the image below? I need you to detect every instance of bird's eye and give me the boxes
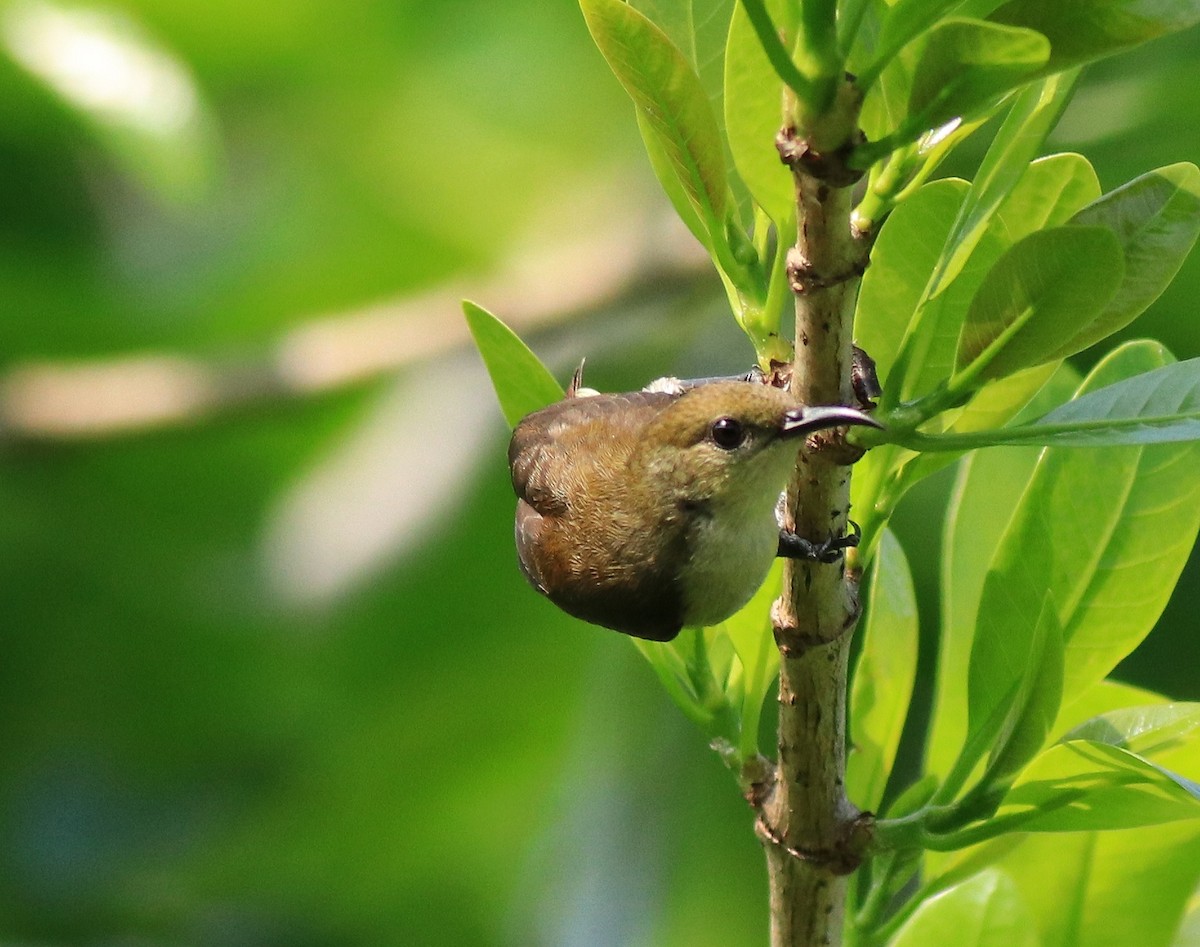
[710,417,745,449]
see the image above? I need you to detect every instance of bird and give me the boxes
[508,373,880,640]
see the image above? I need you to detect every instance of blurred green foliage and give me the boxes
[0,1,1197,945]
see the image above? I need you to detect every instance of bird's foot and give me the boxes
[777,521,861,563]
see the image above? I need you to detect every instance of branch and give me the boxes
[758,83,870,947]
[0,214,706,442]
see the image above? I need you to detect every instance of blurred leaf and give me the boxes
[724,0,798,224]
[953,225,1124,386]
[890,870,1038,947]
[581,0,729,227]
[0,0,220,204]
[989,0,1200,75]
[1050,163,1200,359]
[463,301,564,429]
[1000,740,1200,831]
[848,529,918,813]
[906,19,1049,136]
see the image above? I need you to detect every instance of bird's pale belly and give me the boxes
[678,506,779,628]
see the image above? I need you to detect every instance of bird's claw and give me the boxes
[777,520,861,563]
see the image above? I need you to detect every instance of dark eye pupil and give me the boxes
[711,417,744,449]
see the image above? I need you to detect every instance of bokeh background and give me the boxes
[0,1,1197,944]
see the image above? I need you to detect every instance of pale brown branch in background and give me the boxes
[0,215,707,441]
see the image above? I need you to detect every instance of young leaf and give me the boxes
[952,225,1124,387]
[905,19,1049,138]
[463,301,564,428]
[847,530,919,813]
[890,870,1038,947]
[1048,162,1200,359]
[998,740,1200,832]
[989,0,1200,75]
[724,0,799,225]
[629,0,734,122]
[580,0,729,229]
[908,356,1200,450]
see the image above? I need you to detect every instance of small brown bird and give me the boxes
[508,376,880,640]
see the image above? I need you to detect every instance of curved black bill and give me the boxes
[781,404,883,437]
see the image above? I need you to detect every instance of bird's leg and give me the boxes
[777,521,861,564]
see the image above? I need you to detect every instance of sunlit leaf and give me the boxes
[1050,162,1200,359]
[906,19,1049,135]
[890,870,1038,947]
[999,740,1200,831]
[953,225,1124,386]
[581,0,729,228]
[463,301,564,429]
[950,342,1200,767]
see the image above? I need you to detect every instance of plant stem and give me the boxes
[760,80,868,947]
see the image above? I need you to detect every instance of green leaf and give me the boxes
[856,177,971,390]
[989,0,1200,75]
[847,530,919,813]
[927,72,1076,295]
[948,342,1200,765]
[995,825,1200,947]
[952,225,1124,387]
[999,740,1200,832]
[859,0,966,90]
[720,559,782,758]
[908,356,1200,450]
[581,0,729,226]
[885,72,1077,406]
[629,0,735,121]
[1015,357,1200,445]
[1063,704,1200,760]
[890,870,1038,947]
[967,596,1064,801]
[1049,163,1200,359]
[926,364,1079,779]
[724,0,799,224]
[906,19,1049,136]
[995,152,1102,240]
[637,109,714,248]
[463,301,564,429]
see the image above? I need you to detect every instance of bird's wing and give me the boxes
[507,390,675,515]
